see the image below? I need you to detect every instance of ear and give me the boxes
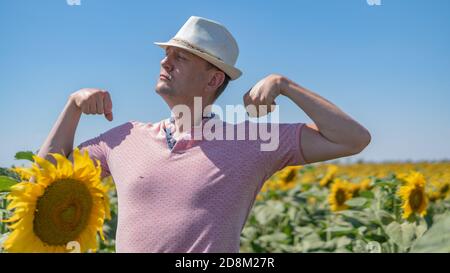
[206,70,225,92]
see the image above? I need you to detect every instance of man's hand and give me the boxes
[69,88,113,121]
[243,74,285,117]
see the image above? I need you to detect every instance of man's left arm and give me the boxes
[243,74,372,164]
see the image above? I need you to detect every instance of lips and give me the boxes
[160,74,171,81]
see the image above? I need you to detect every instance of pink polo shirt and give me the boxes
[78,118,306,253]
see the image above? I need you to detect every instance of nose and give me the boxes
[160,54,173,72]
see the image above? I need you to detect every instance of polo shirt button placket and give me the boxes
[165,118,177,151]
[165,112,215,152]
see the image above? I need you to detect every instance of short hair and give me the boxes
[205,62,231,101]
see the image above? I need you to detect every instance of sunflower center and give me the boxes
[33,179,93,246]
[335,189,347,205]
[284,171,297,184]
[60,203,79,224]
[409,188,423,211]
[440,184,449,195]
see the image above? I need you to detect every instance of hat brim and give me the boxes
[154,41,242,80]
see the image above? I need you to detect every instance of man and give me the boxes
[38,16,371,252]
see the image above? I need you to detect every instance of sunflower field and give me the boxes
[241,162,450,253]
[1,150,450,253]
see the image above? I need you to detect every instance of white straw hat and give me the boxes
[154,16,242,80]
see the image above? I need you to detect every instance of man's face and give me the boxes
[155,46,212,103]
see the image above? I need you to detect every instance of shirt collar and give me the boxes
[168,112,216,124]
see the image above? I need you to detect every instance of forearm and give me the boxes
[37,97,82,164]
[279,76,371,149]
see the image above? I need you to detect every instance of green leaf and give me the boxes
[375,210,395,225]
[359,190,374,199]
[258,232,288,243]
[345,197,368,207]
[0,176,18,192]
[14,151,35,162]
[287,206,297,221]
[324,226,356,236]
[374,179,398,187]
[334,236,352,249]
[297,188,321,199]
[294,226,315,236]
[241,226,258,240]
[385,222,416,251]
[411,213,450,253]
[254,200,285,225]
[413,218,428,239]
[301,233,325,252]
[340,210,371,227]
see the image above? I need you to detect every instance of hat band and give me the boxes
[171,38,224,62]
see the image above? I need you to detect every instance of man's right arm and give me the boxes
[37,88,113,166]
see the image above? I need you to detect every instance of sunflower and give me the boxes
[328,178,353,212]
[396,172,410,182]
[350,178,372,196]
[397,172,428,219]
[2,148,110,253]
[278,166,302,191]
[319,165,338,187]
[279,166,302,183]
[428,178,450,202]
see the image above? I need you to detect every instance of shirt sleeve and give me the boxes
[77,133,112,179]
[76,121,135,179]
[260,122,308,178]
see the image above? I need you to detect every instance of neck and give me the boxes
[166,97,214,137]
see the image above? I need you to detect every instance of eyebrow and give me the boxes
[166,48,192,58]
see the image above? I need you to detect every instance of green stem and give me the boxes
[1,197,6,234]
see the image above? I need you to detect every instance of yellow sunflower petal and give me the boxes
[32,155,57,174]
[49,152,74,179]
[10,167,33,181]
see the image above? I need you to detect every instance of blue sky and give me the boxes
[1,0,449,167]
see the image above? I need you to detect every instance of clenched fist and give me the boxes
[69,88,113,121]
[243,74,285,117]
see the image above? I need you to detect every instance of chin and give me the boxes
[155,83,174,96]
